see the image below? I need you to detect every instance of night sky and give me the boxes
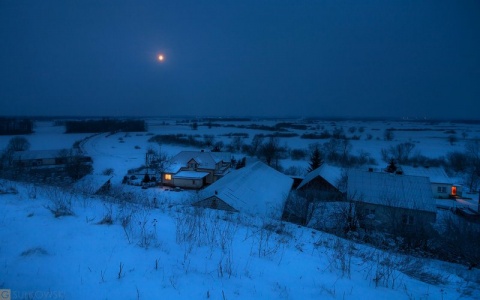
[1,1,479,119]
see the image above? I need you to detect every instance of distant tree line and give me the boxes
[0,118,33,135]
[65,119,146,133]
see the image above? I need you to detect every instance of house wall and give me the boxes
[455,185,463,197]
[193,196,237,212]
[42,158,56,166]
[161,173,174,186]
[298,177,343,202]
[173,178,204,189]
[431,183,453,199]
[356,202,436,235]
[197,168,215,184]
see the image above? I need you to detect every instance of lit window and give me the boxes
[451,186,457,196]
[164,174,172,180]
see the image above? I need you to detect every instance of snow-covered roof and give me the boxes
[165,151,231,173]
[297,164,344,191]
[198,161,293,218]
[400,166,451,184]
[347,169,435,213]
[72,174,113,194]
[173,171,209,179]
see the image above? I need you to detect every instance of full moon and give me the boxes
[158,54,165,62]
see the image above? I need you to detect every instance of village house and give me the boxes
[283,164,345,225]
[12,149,91,169]
[296,164,346,202]
[194,160,293,219]
[400,165,462,199]
[347,169,436,235]
[161,150,232,189]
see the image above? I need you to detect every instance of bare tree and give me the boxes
[260,136,280,167]
[283,191,311,225]
[384,128,394,141]
[435,214,480,270]
[7,136,30,152]
[57,149,93,180]
[381,142,415,164]
[465,139,480,191]
[145,146,170,180]
[250,134,264,156]
[203,134,215,148]
[448,135,458,146]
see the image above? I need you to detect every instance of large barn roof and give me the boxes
[347,169,435,213]
[199,161,293,218]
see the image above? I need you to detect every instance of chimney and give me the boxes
[215,190,218,195]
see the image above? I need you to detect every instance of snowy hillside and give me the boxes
[1,180,479,299]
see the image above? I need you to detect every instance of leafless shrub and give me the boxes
[20,247,48,256]
[218,249,236,279]
[251,219,288,259]
[118,262,124,279]
[399,257,450,286]
[175,208,238,252]
[135,209,158,249]
[117,202,135,244]
[43,187,74,217]
[0,181,18,195]
[97,203,114,225]
[360,250,404,289]
[102,168,114,176]
[325,237,354,278]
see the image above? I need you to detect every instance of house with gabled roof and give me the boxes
[347,169,436,235]
[12,149,86,168]
[400,165,462,199]
[296,164,346,202]
[193,160,293,219]
[161,150,232,189]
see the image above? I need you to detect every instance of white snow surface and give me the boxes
[0,118,479,299]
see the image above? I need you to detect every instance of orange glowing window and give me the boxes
[451,186,457,196]
[165,174,172,180]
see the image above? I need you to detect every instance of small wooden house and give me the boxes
[296,164,345,202]
[401,165,462,199]
[161,151,231,189]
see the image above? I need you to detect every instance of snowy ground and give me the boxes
[1,118,480,299]
[1,181,479,299]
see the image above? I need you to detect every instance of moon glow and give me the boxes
[158,54,165,62]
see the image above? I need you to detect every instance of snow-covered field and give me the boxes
[1,118,480,299]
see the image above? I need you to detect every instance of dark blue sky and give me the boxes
[1,1,479,119]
